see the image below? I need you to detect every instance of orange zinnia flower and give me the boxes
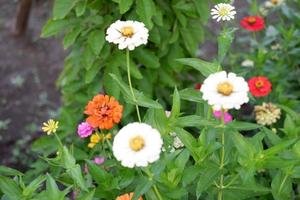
[84,94,123,130]
[116,193,143,200]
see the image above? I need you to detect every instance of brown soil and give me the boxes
[0,0,64,169]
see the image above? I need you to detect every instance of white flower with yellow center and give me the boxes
[105,20,149,51]
[201,71,249,110]
[265,0,285,8]
[112,123,163,168]
[211,3,236,22]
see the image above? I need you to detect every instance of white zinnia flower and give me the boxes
[105,20,149,51]
[211,3,236,22]
[265,0,285,8]
[200,71,249,110]
[112,123,163,168]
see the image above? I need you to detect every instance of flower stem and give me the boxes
[126,49,141,122]
[218,110,226,200]
[153,185,163,200]
[54,132,63,148]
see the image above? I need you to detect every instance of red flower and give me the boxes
[248,76,272,97]
[240,16,265,32]
[194,83,202,90]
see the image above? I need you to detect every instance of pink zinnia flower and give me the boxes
[213,111,233,124]
[77,122,94,138]
[94,156,105,165]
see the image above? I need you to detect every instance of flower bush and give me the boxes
[0,1,300,200]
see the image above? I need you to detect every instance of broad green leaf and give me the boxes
[178,88,204,103]
[77,189,95,200]
[0,166,23,176]
[224,185,270,200]
[176,58,220,77]
[218,28,236,63]
[75,0,87,16]
[23,175,45,197]
[0,176,22,200]
[88,29,105,55]
[119,0,134,14]
[173,128,200,161]
[271,171,292,200]
[263,138,299,157]
[67,164,88,191]
[103,65,121,99]
[45,174,69,200]
[231,132,256,160]
[196,163,221,198]
[132,177,154,200]
[63,26,82,49]
[136,0,155,29]
[144,108,168,135]
[133,48,160,69]
[86,160,111,187]
[61,146,76,168]
[53,0,77,19]
[110,74,162,109]
[85,62,102,84]
[41,19,71,38]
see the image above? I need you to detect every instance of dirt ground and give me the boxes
[0,0,64,169]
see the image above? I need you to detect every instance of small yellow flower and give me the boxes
[90,133,101,143]
[88,142,96,148]
[105,133,112,140]
[42,119,59,135]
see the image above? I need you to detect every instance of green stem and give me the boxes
[126,49,141,122]
[218,111,226,200]
[153,185,163,200]
[54,132,63,148]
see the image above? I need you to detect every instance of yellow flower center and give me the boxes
[255,80,264,88]
[121,26,134,37]
[217,82,234,96]
[271,0,278,5]
[129,136,145,152]
[218,7,229,17]
[247,16,257,24]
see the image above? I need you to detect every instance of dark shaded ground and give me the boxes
[0,0,64,168]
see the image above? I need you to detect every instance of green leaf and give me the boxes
[110,74,162,109]
[75,0,87,16]
[85,62,102,84]
[88,29,105,56]
[178,88,204,103]
[63,26,82,49]
[133,48,160,69]
[67,165,88,191]
[136,0,155,29]
[271,171,292,200]
[176,115,217,128]
[41,19,70,38]
[227,121,262,131]
[119,0,134,14]
[77,189,95,200]
[176,58,220,77]
[173,128,200,161]
[0,166,23,176]
[231,132,256,160]
[170,88,180,120]
[45,174,69,200]
[23,175,45,197]
[0,176,22,200]
[53,0,76,19]
[61,146,76,168]
[263,138,299,157]
[196,163,220,198]
[132,177,153,200]
[218,28,236,63]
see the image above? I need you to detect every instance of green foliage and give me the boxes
[1,1,300,200]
